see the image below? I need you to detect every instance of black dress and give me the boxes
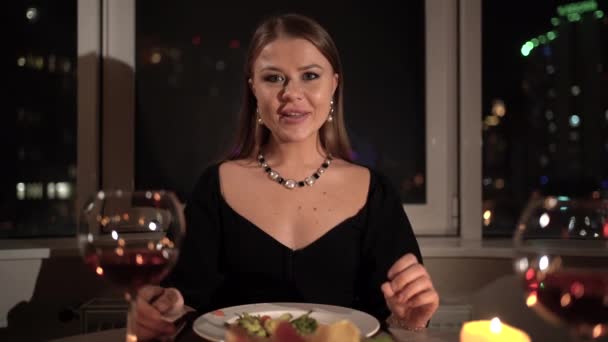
[163,163,423,322]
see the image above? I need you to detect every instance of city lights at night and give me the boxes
[483,0,608,236]
[4,2,77,237]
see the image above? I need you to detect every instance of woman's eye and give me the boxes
[303,72,319,80]
[264,75,285,83]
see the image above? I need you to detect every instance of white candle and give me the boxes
[460,317,531,342]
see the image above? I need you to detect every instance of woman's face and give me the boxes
[250,37,338,144]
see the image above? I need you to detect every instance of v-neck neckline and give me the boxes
[214,163,372,253]
[219,195,366,253]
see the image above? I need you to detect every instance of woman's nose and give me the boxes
[281,80,303,100]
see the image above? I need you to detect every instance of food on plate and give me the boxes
[311,320,360,342]
[229,311,318,337]
[225,314,372,342]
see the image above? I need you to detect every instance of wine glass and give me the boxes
[513,196,608,341]
[78,190,185,342]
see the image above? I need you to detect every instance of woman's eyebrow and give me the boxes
[298,64,323,71]
[258,64,324,72]
[259,65,282,72]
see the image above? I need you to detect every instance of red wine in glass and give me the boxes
[514,196,608,340]
[522,265,608,339]
[85,248,176,292]
[79,190,185,342]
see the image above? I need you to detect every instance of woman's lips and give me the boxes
[279,112,310,124]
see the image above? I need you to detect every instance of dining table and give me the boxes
[50,323,459,341]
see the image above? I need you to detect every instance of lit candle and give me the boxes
[460,317,530,342]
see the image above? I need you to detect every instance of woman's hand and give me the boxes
[380,253,439,329]
[133,285,182,340]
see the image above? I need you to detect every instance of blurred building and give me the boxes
[521,2,607,193]
[483,0,607,236]
[2,2,78,237]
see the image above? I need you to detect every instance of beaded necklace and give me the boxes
[257,153,332,189]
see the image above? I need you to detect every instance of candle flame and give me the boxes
[490,317,502,334]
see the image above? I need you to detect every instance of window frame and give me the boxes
[458,0,482,240]
[76,0,101,225]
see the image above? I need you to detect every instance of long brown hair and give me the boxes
[226,13,352,161]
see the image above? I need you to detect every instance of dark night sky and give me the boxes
[481,0,595,113]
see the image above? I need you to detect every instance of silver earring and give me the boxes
[327,100,334,122]
[327,115,333,122]
[256,108,263,125]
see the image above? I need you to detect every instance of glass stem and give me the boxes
[126,292,138,342]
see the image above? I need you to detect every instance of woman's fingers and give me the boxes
[151,287,183,315]
[389,263,427,293]
[381,281,396,298]
[138,285,165,302]
[136,294,163,321]
[383,275,434,307]
[406,288,440,308]
[387,253,419,280]
[395,276,434,304]
[135,300,176,334]
[134,286,176,338]
[383,254,440,327]
[383,253,430,304]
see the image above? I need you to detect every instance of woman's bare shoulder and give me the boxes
[218,159,258,187]
[331,159,371,185]
[219,159,257,172]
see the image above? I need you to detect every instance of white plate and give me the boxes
[192,302,381,341]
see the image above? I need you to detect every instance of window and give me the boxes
[481,0,608,237]
[4,0,464,239]
[104,0,459,235]
[2,2,78,237]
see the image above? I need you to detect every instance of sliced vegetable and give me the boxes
[231,311,318,338]
[290,310,318,335]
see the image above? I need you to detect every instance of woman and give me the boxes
[134,13,438,340]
